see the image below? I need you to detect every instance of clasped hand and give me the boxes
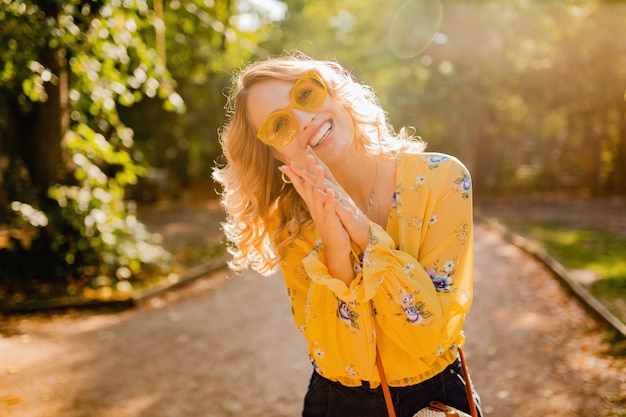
[278,148,371,257]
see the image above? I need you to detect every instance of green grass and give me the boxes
[503,221,626,325]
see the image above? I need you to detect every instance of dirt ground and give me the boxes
[0,196,625,417]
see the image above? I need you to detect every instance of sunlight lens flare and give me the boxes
[389,0,443,59]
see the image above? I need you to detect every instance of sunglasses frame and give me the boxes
[256,70,328,147]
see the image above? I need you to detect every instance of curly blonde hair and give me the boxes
[212,51,423,275]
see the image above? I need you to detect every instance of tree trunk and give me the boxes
[584,123,603,196]
[16,46,69,189]
[608,101,626,194]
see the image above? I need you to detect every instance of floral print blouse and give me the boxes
[277,152,474,387]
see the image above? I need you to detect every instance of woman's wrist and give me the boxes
[324,246,355,285]
[354,217,371,252]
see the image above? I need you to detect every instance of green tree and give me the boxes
[0,0,182,298]
[0,0,279,302]
[121,0,270,199]
[264,0,626,195]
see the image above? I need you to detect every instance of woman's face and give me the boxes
[246,75,355,167]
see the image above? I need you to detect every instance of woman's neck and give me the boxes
[332,151,396,223]
[331,152,377,206]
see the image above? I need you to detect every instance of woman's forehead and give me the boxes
[246,79,294,127]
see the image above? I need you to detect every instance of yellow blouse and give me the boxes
[277,151,474,387]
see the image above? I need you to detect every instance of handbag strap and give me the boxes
[458,348,478,417]
[375,350,397,417]
[375,348,478,417]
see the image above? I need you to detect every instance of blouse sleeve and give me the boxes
[367,155,474,360]
[279,155,473,382]
[280,234,378,384]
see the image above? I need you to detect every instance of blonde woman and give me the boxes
[213,52,481,417]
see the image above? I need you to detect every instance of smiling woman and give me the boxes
[212,51,482,417]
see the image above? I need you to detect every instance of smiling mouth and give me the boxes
[310,121,332,148]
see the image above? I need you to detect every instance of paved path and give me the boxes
[1,223,625,416]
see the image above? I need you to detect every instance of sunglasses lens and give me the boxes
[261,113,296,147]
[257,72,327,147]
[293,76,326,111]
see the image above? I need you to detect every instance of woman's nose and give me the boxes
[291,108,315,130]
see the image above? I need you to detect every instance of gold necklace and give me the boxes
[364,159,379,215]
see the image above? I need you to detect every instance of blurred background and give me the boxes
[1,0,625,308]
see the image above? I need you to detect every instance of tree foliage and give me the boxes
[0,0,183,298]
[0,0,275,301]
[120,0,266,198]
[261,0,626,195]
[1,0,624,302]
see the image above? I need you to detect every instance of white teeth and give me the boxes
[310,121,332,148]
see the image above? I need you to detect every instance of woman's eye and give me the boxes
[296,89,312,106]
[273,117,288,133]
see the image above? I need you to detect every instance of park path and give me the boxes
[1,203,625,417]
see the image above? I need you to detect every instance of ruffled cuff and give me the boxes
[301,222,390,302]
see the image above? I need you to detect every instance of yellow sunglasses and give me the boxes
[256,71,328,147]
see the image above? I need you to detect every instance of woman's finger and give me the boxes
[290,159,343,201]
[279,165,311,203]
[306,146,339,183]
[324,187,339,214]
[281,165,327,223]
[289,161,317,185]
